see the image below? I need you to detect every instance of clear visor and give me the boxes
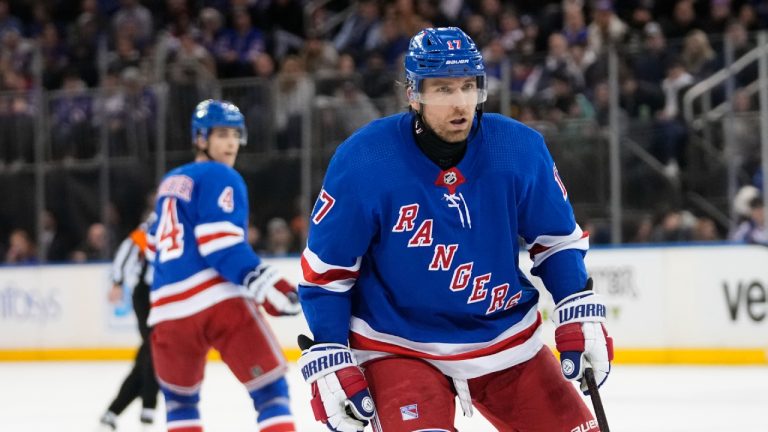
[410,86,488,106]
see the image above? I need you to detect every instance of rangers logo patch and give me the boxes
[400,404,419,421]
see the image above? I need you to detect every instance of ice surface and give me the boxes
[0,362,765,431]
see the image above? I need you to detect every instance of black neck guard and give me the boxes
[412,113,467,170]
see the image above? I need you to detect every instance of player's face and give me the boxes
[205,127,241,167]
[410,77,478,143]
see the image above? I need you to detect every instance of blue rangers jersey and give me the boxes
[146,161,261,326]
[299,112,589,379]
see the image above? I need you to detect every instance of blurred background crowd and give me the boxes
[1,0,767,264]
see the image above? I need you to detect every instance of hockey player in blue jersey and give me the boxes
[297,27,614,432]
[147,99,300,432]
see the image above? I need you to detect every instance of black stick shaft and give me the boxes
[584,368,610,432]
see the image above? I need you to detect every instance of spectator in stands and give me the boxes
[680,29,717,80]
[120,66,156,157]
[213,7,265,78]
[39,209,72,262]
[198,7,224,54]
[722,21,757,87]
[0,70,35,164]
[71,222,109,262]
[367,15,410,67]
[166,27,216,94]
[655,60,694,177]
[248,222,265,254]
[619,72,664,121]
[651,209,694,242]
[464,13,492,49]
[300,30,338,75]
[587,0,628,55]
[360,51,396,101]
[498,10,525,52]
[333,0,380,60]
[0,0,22,37]
[111,0,153,49]
[737,2,761,31]
[701,0,733,35]
[629,214,654,243]
[730,88,760,181]
[66,3,103,87]
[107,34,145,77]
[50,70,93,159]
[274,55,311,149]
[331,79,381,136]
[1,26,33,81]
[561,4,588,47]
[661,0,699,42]
[692,216,721,241]
[731,197,767,245]
[4,228,37,264]
[633,21,672,85]
[38,22,69,90]
[264,217,295,256]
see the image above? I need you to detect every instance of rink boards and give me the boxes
[0,244,766,364]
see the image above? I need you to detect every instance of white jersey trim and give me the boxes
[302,246,362,274]
[526,225,589,267]
[300,246,361,293]
[258,415,294,429]
[148,268,245,326]
[150,268,219,302]
[350,306,539,357]
[355,328,543,380]
[194,221,245,256]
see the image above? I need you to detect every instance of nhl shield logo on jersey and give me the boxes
[400,404,419,421]
[443,171,457,185]
[434,167,465,195]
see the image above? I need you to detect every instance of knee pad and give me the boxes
[249,377,292,421]
[161,385,201,424]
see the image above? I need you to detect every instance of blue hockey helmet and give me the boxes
[191,99,247,146]
[404,27,487,105]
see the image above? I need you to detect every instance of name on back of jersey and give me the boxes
[158,175,194,201]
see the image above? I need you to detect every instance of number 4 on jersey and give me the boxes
[157,197,184,262]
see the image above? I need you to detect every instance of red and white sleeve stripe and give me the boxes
[526,225,589,267]
[194,221,244,256]
[300,247,361,293]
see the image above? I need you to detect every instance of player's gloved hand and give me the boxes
[297,334,375,432]
[244,264,301,316]
[554,278,614,395]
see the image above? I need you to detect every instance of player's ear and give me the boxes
[407,87,419,112]
[194,135,208,153]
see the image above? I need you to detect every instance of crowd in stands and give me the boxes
[1,0,768,263]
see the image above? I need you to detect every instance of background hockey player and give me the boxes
[297,27,613,432]
[100,218,160,430]
[147,99,300,432]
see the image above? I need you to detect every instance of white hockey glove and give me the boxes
[244,264,301,316]
[554,279,614,395]
[297,334,375,432]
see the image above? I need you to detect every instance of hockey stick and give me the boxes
[584,368,610,432]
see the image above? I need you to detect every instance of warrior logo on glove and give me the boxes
[554,278,614,394]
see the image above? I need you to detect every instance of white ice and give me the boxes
[0,361,765,431]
